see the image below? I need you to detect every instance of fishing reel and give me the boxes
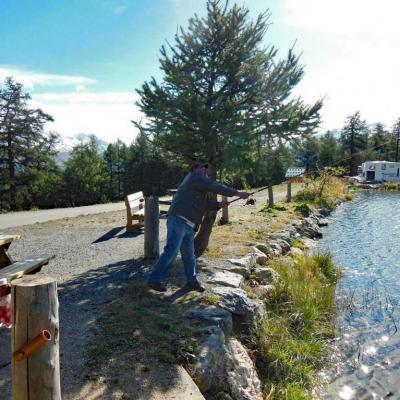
[245,197,256,206]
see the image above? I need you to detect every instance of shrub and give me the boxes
[294,203,312,217]
[383,182,400,191]
[273,203,287,211]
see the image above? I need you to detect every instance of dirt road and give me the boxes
[0,202,126,229]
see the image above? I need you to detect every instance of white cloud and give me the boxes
[0,66,96,90]
[284,0,400,131]
[0,67,140,144]
[30,92,143,145]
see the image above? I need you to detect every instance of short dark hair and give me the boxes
[191,162,208,171]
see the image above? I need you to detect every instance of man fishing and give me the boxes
[147,162,250,292]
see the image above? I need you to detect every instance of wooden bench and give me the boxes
[0,234,21,268]
[0,255,55,283]
[0,235,54,286]
[125,191,145,232]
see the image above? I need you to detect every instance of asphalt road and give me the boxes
[0,202,126,229]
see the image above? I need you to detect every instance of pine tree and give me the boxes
[135,0,322,255]
[0,77,58,210]
[62,136,108,206]
[340,111,369,175]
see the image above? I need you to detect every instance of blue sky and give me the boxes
[1,0,400,145]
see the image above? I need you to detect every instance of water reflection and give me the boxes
[318,192,400,399]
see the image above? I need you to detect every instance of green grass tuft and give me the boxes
[249,252,340,398]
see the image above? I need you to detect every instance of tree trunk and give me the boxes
[8,132,16,210]
[194,160,218,257]
[194,208,218,257]
[12,275,61,400]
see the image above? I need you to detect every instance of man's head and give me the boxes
[191,162,208,176]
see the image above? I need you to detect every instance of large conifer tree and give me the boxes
[0,77,58,210]
[135,0,322,255]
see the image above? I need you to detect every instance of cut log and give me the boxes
[12,275,61,400]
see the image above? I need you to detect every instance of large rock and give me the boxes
[269,242,283,256]
[315,208,331,217]
[228,253,257,270]
[211,286,266,329]
[188,307,233,336]
[192,326,227,392]
[272,238,291,254]
[250,247,268,265]
[206,270,244,288]
[316,217,329,227]
[302,237,317,250]
[252,266,281,284]
[198,257,248,276]
[298,217,323,239]
[211,287,255,316]
[252,284,275,299]
[289,247,304,257]
[225,339,263,400]
[253,243,272,257]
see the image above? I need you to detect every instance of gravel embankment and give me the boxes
[0,209,167,399]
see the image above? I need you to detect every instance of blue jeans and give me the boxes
[149,215,197,283]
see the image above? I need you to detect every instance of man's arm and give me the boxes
[192,174,249,198]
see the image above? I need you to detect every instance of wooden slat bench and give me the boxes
[0,234,21,268]
[124,191,175,229]
[0,235,54,287]
[0,255,55,283]
[125,191,145,232]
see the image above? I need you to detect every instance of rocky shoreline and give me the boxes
[185,207,334,399]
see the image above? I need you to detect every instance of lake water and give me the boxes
[317,191,400,400]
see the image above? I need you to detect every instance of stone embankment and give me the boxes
[186,209,331,400]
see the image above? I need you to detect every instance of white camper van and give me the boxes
[359,161,400,182]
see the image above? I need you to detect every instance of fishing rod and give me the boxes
[226,185,271,206]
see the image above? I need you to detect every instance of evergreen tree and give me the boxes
[392,118,400,162]
[134,0,322,255]
[104,139,127,201]
[340,111,369,175]
[0,77,58,210]
[318,131,340,167]
[62,135,108,206]
[368,123,393,161]
[292,136,320,175]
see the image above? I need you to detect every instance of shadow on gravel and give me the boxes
[57,257,150,398]
[92,227,125,243]
[60,258,203,400]
[117,230,144,239]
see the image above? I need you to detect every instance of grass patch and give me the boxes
[291,239,306,250]
[382,182,400,191]
[248,252,340,399]
[201,294,220,306]
[86,284,202,377]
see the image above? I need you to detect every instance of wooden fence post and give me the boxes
[286,180,292,203]
[12,275,61,400]
[268,184,274,208]
[220,195,229,225]
[144,196,160,259]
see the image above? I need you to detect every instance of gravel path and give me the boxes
[0,185,293,398]
[0,202,127,229]
[0,209,168,399]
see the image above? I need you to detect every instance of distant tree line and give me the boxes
[2,75,399,214]
[2,0,400,216]
[0,77,185,212]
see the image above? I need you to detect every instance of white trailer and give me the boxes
[359,161,400,182]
